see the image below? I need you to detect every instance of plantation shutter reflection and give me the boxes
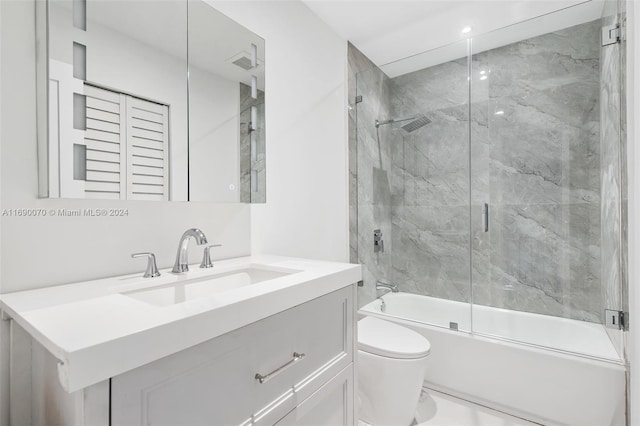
[126,97,169,201]
[84,85,125,199]
[83,85,169,200]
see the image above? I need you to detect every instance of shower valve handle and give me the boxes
[374,229,384,253]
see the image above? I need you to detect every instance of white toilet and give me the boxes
[357,316,431,426]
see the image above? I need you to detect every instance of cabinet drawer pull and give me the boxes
[255,352,305,384]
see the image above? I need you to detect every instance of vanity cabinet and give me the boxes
[111,286,355,425]
[275,365,353,426]
[2,256,361,426]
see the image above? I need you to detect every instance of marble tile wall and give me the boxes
[348,43,394,307]
[469,20,603,322]
[388,54,472,304]
[239,83,266,203]
[349,20,614,322]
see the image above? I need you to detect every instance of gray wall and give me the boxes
[351,20,609,322]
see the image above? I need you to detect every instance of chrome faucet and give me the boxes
[376,281,398,295]
[172,228,208,273]
[200,244,222,269]
[376,281,398,297]
[376,282,398,313]
[131,252,161,278]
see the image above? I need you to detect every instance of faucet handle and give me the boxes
[200,244,222,269]
[131,252,161,278]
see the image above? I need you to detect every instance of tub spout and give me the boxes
[376,281,398,298]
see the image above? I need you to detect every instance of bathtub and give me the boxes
[360,293,626,426]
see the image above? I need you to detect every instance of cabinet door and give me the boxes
[111,286,354,426]
[275,365,354,426]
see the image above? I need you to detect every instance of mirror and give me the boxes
[188,1,266,203]
[37,0,266,202]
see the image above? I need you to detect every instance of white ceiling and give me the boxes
[81,0,265,88]
[301,0,605,76]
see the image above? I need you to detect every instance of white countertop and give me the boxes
[0,255,361,393]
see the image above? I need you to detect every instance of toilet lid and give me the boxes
[358,316,431,359]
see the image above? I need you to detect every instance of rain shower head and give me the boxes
[375,114,431,133]
[400,115,432,133]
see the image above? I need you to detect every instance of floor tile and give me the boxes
[358,387,540,426]
[414,388,539,426]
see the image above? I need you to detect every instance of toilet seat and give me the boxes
[358,316,431,359]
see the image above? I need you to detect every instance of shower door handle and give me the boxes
[481,203,489,232]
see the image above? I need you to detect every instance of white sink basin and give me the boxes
[123,265,300,306]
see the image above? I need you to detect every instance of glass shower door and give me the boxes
[469,12,625,362]
[385,41,473,332]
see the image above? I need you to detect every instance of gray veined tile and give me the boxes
[349,20,614,323]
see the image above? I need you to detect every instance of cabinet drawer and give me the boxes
[275,364,354,426]
[111,286,354,426]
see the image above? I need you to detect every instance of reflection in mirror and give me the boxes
[239,84,266,202]
[38,0,266,202]
[187,0,266,203]
[46,0,188,200]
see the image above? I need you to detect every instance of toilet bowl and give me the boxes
[357,316,431,426]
